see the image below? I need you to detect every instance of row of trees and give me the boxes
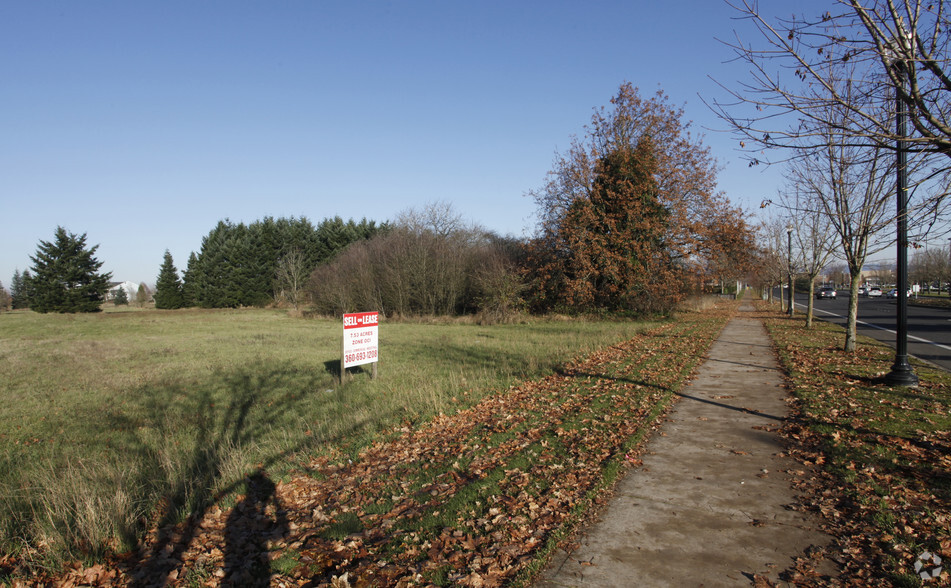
[910,245,951,287]
[309,85,756,318]
[308,203,525,319]
[820,248,951,288]
[145,84,755,318]
[723,0,951,351]
[153,216,384,310]
[4,217,383,314]
[9,85,757,317]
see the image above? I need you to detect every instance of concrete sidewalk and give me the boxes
[535,304,837,587]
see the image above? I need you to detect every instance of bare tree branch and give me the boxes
[710,0,951,164]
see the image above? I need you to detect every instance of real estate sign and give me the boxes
[342,312,379,369]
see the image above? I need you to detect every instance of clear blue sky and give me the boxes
[1,1,828,287]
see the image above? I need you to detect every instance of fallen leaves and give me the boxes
[20,307,736,586]
[763,305,951,585]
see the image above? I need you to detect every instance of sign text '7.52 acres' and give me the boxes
[342,312,379,369]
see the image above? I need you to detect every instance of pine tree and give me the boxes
[181,252,199,307]
[113,286,129,305]
[29,227,112,313]
[154,250,185,309]
[10,270,30,309]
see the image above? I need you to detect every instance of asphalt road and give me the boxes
[777,288,951,373]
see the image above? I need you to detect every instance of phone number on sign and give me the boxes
[345,349,378,364]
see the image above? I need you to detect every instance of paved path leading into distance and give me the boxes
[536,303,838,587]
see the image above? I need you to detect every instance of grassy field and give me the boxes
[0,307,665,571]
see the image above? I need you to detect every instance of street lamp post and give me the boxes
[787,224,794,317]
[884,53,919,388]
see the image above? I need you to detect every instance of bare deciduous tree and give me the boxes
[714,0,951,157]
[758,219,799,309]
[712,0,951,235]
[275,247,310,311]
[910,244,951,290]
[777,186,838,328]
[136,282,150,307]
[307,203,526,319]
[0,281,10,311]
[784,124,895,351]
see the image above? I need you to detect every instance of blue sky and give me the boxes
[1,1,828,287]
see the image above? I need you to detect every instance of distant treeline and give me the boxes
[10,85,756,319]
[158,206,527,321]
[307,204,526,319]
[177,216,384,309]
[158,85,759,318]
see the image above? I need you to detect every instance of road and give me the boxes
[774,288,951,373]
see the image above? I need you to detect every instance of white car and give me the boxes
[867,287,883,297]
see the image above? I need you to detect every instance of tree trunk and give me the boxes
[845,271,862,352]
[805,276,816,329]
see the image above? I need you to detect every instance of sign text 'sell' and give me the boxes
[342,312,379,377]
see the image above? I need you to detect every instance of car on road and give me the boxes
[816,286,837,299]
[885,288,913,298]
[866,287,883,297]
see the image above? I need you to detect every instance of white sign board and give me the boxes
[342,312,379,369]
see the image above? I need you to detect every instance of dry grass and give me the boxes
[0,307,659,571]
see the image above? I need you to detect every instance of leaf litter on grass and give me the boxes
[22,304,735,587]
[759,304,951,587]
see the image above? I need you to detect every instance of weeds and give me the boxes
[0,308,659,574]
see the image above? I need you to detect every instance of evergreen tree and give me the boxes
[181,252,199,307]
[559,141,672,312]
[10,270,30,309]
[29,227,112,313]
[194,221,244,308]
[154,250,185,309]
[113,286,129,305]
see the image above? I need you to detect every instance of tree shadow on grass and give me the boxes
[111,360,332,587]
[558,367,792,423]
[323,359,341,380]
[0,356,379,583]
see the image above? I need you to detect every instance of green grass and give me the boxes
[0,307,660,569]
[267,308,733,587]
[761,306,951,582]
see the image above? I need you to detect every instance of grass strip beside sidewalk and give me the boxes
[759,304,951,586]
